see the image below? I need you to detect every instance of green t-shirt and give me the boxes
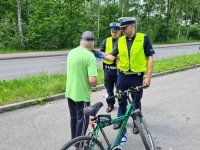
[65,46,97,102]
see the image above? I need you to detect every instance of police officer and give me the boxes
[100,22,121,113]
[98,17,155,132]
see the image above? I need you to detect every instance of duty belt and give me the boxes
[120,70,142,75]
[105,65,117,70]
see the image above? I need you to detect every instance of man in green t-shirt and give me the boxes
[65,31,98,139]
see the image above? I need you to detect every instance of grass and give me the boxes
[0,53,200,106]
[0,74,66,106]
[154,53,200,73]
[0,69,104,106]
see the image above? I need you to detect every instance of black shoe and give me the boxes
[106,104,114,113]
[113,123,121,130]
[133,124,139,134]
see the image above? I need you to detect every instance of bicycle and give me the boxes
[61,85,156,150]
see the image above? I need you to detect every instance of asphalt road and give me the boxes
[0,68,200,150]
[0,44,199,80]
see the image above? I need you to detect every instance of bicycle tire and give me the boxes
[60,136,105,150]
[134,116,156,150]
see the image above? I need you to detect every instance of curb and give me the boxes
[0,85,104,114]
[0,93,65,113]
[0,51,68,60]
[0,65,200,114]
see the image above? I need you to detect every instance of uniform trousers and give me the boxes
[104,68,118,105]
[116,71,144,116]
[67,98,90,139]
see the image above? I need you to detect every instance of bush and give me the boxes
[0,13,20,48]
[188,25,200,40]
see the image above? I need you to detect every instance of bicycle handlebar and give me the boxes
[106,85,149,101]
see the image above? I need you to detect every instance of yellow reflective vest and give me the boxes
[117,33,147,72]
[104,37,114,65]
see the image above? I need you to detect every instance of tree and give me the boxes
[17,0,25,49]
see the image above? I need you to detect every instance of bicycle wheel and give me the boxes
[134,116,156,150]
[60,136,104,150]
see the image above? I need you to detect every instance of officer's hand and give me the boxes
[143,76,151,88]
[92,50,105,59]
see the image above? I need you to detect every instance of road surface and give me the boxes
[0,44,199,80]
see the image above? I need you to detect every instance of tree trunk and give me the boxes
[121,0,124,17]
[165,0,170,42]
[186,10,194,39]
[27,0,31,24]
[97,0,100,46]
[17,0,25,49]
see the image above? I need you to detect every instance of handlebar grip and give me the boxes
[130,85,149,92]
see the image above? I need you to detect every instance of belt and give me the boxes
[105,65,117,70]
[120,70,142,75]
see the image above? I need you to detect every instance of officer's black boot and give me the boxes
[106,104,114,113]
[133,123,139,134]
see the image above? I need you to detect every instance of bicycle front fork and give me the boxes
[131,109,143,120]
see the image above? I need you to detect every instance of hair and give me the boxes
[80,39,94,47]
[80,31,95,49]
[80,39,94,48]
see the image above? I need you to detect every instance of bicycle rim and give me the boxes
[60,136,104,150]
[134,116,156,150]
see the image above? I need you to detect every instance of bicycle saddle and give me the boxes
[83,102,103,117]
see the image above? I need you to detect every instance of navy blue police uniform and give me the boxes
[111,34,155,117]
[109,17,155,131]
[100,22,121,113]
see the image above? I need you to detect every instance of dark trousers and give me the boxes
[104,68,118,105]
[67,98,90,139]
[116,72,144,116]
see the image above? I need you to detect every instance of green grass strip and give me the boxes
[0,74,66,105]
[0,53,200,106]
[154,53,200,73]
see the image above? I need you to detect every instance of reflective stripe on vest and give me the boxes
[104,37,114,65]
[117,33,147,72]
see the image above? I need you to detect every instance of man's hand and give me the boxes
[92,50,105,59]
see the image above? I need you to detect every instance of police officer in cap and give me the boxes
[100,22,121,113]
[96,17,155,133]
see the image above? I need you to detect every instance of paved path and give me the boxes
[0,68,200,150]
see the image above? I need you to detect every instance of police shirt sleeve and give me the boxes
[88,55,98,77]
[110,40,119,57]
[100,39,107,52]
[144,35,155,57]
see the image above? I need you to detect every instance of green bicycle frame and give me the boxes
[90,102,135,149]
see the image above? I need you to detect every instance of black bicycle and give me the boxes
[61,85,156,150]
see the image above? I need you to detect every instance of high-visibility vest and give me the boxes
[117,33,147,72]
[104,37,114,65]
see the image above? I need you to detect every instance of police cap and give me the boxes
[118,17,136,28]
[109,22,121,30]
